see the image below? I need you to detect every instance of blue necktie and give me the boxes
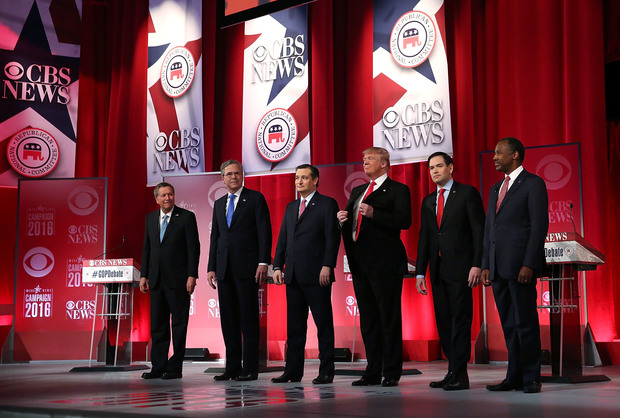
[227,194,236,227]
[160,214,168,242]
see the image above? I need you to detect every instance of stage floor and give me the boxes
[1,361,619,417]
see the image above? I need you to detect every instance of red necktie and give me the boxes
[355,181,375,240]
[496,175,510,212]
[299,198,306,218]
[436,188,445,226]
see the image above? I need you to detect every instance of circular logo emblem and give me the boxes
[23,247,55,278]
[535,154,571,191]
[68,186,100,216]
[346,296,356,306]
[208,299,218,308]
[66,300,76,310]
[160,46,195,98]
[4,61,24,80]
[6,128,59,178]
[390,11,436,68]
[256,108,297,162]
[344,171,370,199]
[208,183,229,208]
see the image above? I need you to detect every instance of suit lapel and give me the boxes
[298,193,319,223]
[228,189,248,228]
[496,170,527,214]
[440,183,459,228]
[160,206,179,243]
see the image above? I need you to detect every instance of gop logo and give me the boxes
[535,154,572,191]
[6,128,59,178]
[208,181,229,208]
[256,108,297,162]
[68,186,100,216]
[390,11,436,68]
[23,247,55,278]
[160,46,195,98]
[343,171,369,199]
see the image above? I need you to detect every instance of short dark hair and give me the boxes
[501,137,525,162]
[154,182,174,198]
[428,152,453,166]
[296,163,320,187]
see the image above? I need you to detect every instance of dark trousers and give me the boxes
[352,268,403,380]
[217,271,260,375]
[432,259,473,374]
[284,278,335,378]
[149,286,190,374]
[491,276,541,383]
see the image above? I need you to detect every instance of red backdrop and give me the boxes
[2,0,619,360]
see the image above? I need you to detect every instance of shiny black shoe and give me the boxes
[523,381,542,393]
[486,379,523,391]
[235,373,258,381]
[351,377,381,386]
[161,372,182,380]
[213,372,237,381]
[141,371,162,379]
[429,372,453,388]
[381,378,399,387]
[312,375,334,384]
[271,373,302,383]
[443,371,469,391]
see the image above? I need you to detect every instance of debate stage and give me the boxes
[1,361,619,417]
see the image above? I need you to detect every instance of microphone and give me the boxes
[569,203,576,233]
[93,235,126,259]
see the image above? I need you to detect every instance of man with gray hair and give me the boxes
[207,160,272,381]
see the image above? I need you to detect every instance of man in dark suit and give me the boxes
[337,147,411,387]
[415,152,485,391]
[139,182,200,380]
[207,160,272,382]
[271,164,340,385]
[482,137,549,394]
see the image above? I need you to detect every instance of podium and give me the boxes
[541,232,609,383]
[70,259,147,372]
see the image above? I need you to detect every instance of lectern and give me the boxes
[71,258,147,372]
[541,232,608,383]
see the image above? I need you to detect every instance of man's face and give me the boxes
[295,168,318,197]
[156,186,175,213]
[493,140,517,173]
[222,163,244,193]
[429,156,453,187]
[363,152,386,179]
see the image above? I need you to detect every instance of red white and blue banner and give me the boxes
[373,0,452,164]
[242,5,310,175]
[147,0,205,186]
[0,0,81,187]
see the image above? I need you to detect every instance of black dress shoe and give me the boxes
[486,379,523,391]
[235,373,258,381]
[443,372,469,391]
[429,372,453,388]
[161,372,182,380]
[141,371,162,379]
[213,372,237,381]
[523,381,542,393]
[381,378,399,387]
[271,373,302,383]
[352,377,381,386]
[312,375,334,384]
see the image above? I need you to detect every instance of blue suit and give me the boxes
[482,168,549,383]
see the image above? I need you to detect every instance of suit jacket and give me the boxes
[482,169,549,281]
[273,192,340,285]
[341,177,411,275]
[207,187,272,280]
[416,181,485,282]
[141,205,200,290]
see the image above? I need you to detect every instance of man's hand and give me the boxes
[273,269,283,285]
[319,266,331,287]
[518,266,534,284]
[255,264,268,284]
[139,277,149,293]
[207,271,217,289]
[416,277,427,295]
[187,276,197,294]
[337,210,349,223]
[359,203,374,219]
[481,269,491,286]
[468,267,482,288]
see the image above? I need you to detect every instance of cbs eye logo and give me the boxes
[535,154,572,191]
[346,296,356,306]
[23,247,54,277]
[207,182,228,208]
[68,186,99,216]
[343,171,370,199]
